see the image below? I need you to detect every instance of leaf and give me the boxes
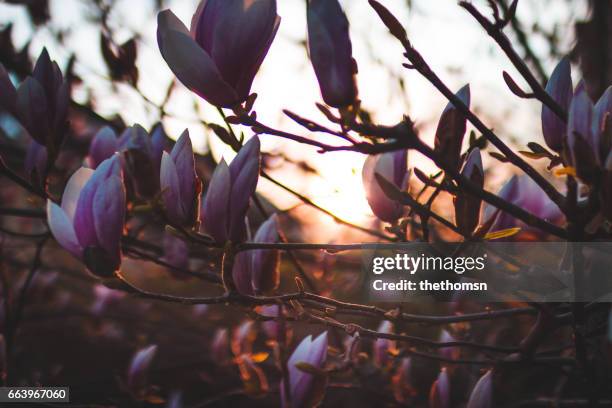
[527,142,551,155]
[489,152,509,163]
[518,151,549,160]
[503,71,530,98]
[368,0,407,41]
[484,227,521,240]
[413,168,433,185]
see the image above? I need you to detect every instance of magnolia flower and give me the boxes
[232,214,280,295]
[564,83,612,182]
[567,89,598,182]
[87,126,121,169]
[160,131,200,227]
[126,344,158,397]
[89,124,169,197]
[362,149,409,223]
[392,357,415,402]
[281,332,328,408]
[232,320,256,356]
[24,140,47,188]
[91,284,125,315]
[202,137,261,243]
[434,85,471,171]
[211,328,230,364]
[15,48,69,155]
[429,369,451,408]
[260,304,287,343]
[157,0,280,108]
[467,370,493,408]
[123,124,168,198]
[307,0,357,108]
[47,154,126,277]
[484,175,564,239]
[454,148,484,236]
[541,57,573,152]
[373,320,396,367]
[438,329,460,361]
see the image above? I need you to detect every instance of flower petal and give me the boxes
[61,167,94,221]
[207,0,279,100]
[232,250,254,295]
[93,175,126,269]
[73,155,122,247]
[88,126,118,169]
[308,0,357,107]
[170,130,196,214]
[202,159,231,242]
[160,151,186,225]
[157,9,237,107]
[228,155,259,242]
[47,200,82,259]
[541,57,572,152]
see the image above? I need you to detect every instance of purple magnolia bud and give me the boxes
[391,357,417,402]
[202,137,261,243]
[232,320,256,356]
[438,329,460,361]
[429,369,451,408]
[467,370,493,408]
[567,82,599,172]
[91,284,125,315]
[126,344,158,397]
[362,149,408,223]
[47,154,126,277]
[123,124,166,198]
[162,231,189,271]
[160,131,200,227]
[87,126,119,169]
[455,148,484,236]
[166,392,183,408]
[484,175,563,240]
[232,214,279,295]
[0,64,16,113]
[373,320,396,367]
[307,0,358,108]
[15,49,69,153]
[541,57,573,152]
[150,124,170,169]
[434,85,471,171]
[260,304,282,342]
[24,140,48,188]
[251,215,280,294]
[211,328,230,364]
[232,249,255,295]
[157,0,280,108]
[281,332,328,408]
[592,86,612,162]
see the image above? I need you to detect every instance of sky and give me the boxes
[0,0,589,228]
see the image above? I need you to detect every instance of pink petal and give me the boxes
[47,200,82,259]
[61,167,94,221]
[157,9,237,107]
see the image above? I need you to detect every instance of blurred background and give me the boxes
[0,0,608,406]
